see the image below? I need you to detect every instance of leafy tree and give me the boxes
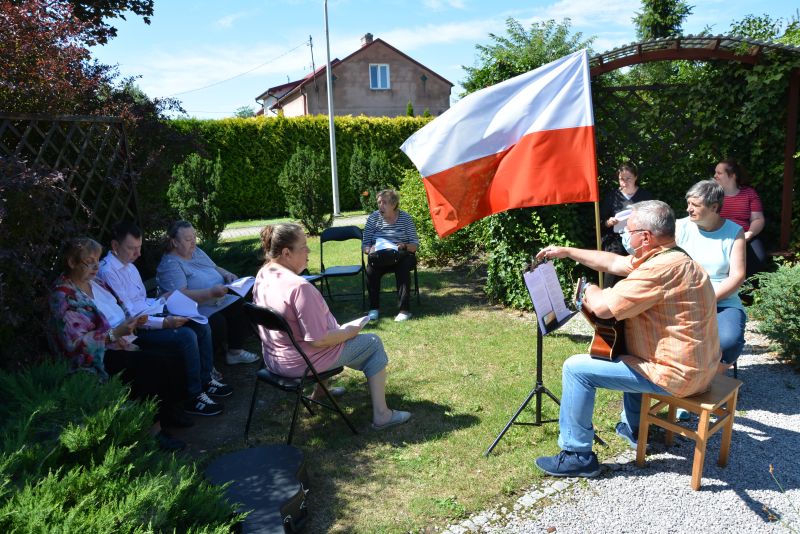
[406,101,414,116]
[422,107,432,118]
[633,0,693,40]
[279,145,333,235]
[234,105,256,118]
[8,0,153,44]
[461,18,594,95]
[729,14,783,41]
[348,144,396,213]
[168,152,225,246]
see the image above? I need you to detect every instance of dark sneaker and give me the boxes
[156,431,186,452]
[615,421,639,449]
[206,378,233,398]
[535,450,600,478]
[184,392,223,416]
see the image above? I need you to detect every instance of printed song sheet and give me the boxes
[524,262,573,334]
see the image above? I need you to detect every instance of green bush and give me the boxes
[398,168,487,266]
[279,145,333,235]
[350,144,398,213]
[168,152,225,246]
[485,206,584,310]
[748,261,800,362]
[0,360,239,531]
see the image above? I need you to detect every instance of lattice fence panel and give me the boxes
[0,113,139,245]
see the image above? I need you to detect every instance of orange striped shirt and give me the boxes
[603,243,720,397]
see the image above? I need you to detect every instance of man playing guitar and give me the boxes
[533,200,720,478]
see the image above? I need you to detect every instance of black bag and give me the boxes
[368,248,402,267]
[205,444,310,533]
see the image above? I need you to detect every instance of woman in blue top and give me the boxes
[675,180,746,371]
[361,189,420,322]
[157,221,259,366]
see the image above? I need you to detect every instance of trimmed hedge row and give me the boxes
[170,115,432,221]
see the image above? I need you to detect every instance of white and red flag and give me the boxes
[400,49,598,237]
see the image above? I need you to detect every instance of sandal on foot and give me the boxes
[371,409,411,431]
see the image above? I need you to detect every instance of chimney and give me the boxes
[361,33,373,47]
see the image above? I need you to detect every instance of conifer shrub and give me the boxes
[748,260,800,363]
[279,145,333,235]
[168,152,226,246]
[0,361,239,532]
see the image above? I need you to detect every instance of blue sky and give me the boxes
[91,0,797,119]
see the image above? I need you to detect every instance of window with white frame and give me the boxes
[369,64,390,90]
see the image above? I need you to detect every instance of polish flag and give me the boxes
[400,49,598,237]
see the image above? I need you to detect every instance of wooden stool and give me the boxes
[636,374,743,490]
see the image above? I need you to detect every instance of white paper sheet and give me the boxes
[374,237,398,251]
[613,209,632,234]
[226,276,255,297]
[340,316,370,330]
[165,291,209,324]
[197,293,239,318]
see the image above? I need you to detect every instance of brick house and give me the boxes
[255,33,452,117]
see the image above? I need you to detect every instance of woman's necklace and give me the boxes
[73,278,93,297]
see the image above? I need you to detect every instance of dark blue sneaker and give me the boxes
[535,450,600,478]
[615,421,639,449]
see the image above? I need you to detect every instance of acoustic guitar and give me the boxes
[574,277,626,361]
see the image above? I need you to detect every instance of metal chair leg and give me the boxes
[287,389,304,445]
[244,378,261,442]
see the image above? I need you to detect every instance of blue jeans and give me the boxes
[135,321,214,397]
[718,305,746,364]
[559,354,668,452]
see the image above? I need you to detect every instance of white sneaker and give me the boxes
[368,309,379,321]
[394,311,412,322]
[226,349,260,365]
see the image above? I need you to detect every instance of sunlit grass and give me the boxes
[210,235,628,533]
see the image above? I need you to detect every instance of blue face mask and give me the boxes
[621,230,636,255]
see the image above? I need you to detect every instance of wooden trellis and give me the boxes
[0,113,140,245]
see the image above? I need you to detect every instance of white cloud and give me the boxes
[215,11,248,29]
[423,0,466,10]
[376,18,500,50]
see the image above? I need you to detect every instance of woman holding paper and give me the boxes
[254,223,411,430]
[157,220,259,366]
[599,162,653,287]
[362,189,420,322]
[49,237,188,450]
[676,180,746,371]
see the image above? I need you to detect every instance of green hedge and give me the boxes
[169,115,432,221]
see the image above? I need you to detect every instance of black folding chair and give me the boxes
[319,225,366,307]
[242,302,358,444]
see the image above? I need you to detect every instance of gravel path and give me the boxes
[445,320,800,534]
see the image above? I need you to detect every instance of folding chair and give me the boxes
[319,225,366,307]
[242,302,358,444]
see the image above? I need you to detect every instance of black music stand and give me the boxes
[484,261,604,456]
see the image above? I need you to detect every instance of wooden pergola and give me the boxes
[589,35,800,252]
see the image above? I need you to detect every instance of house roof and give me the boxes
[262,38,453,110]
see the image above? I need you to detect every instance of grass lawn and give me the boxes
[224,210,365,230]
[209,235,629,533]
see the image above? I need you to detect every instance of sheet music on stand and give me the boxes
[524,261,576,334]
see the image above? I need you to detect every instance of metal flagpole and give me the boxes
[324,0,340,216]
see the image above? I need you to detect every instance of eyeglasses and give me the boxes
[622,228,648,236]
[81,260,100,269]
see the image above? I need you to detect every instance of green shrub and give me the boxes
[748,261,800,362]
[485,206,583,310]
[0,360,239,531]
[279,145,333,235]
[168,152,225,246]
[349,144,398,213]
[398,168,487,266]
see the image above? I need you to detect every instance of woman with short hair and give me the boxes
[361,189,420,322]
[676,180,747,370]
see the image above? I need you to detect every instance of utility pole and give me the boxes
[324,0,340,215]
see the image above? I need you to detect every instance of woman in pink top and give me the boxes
[252,223,411,430]
[714,158,766,277]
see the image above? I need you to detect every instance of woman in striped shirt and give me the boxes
[713,159,766,277]
[362,189,420,322]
